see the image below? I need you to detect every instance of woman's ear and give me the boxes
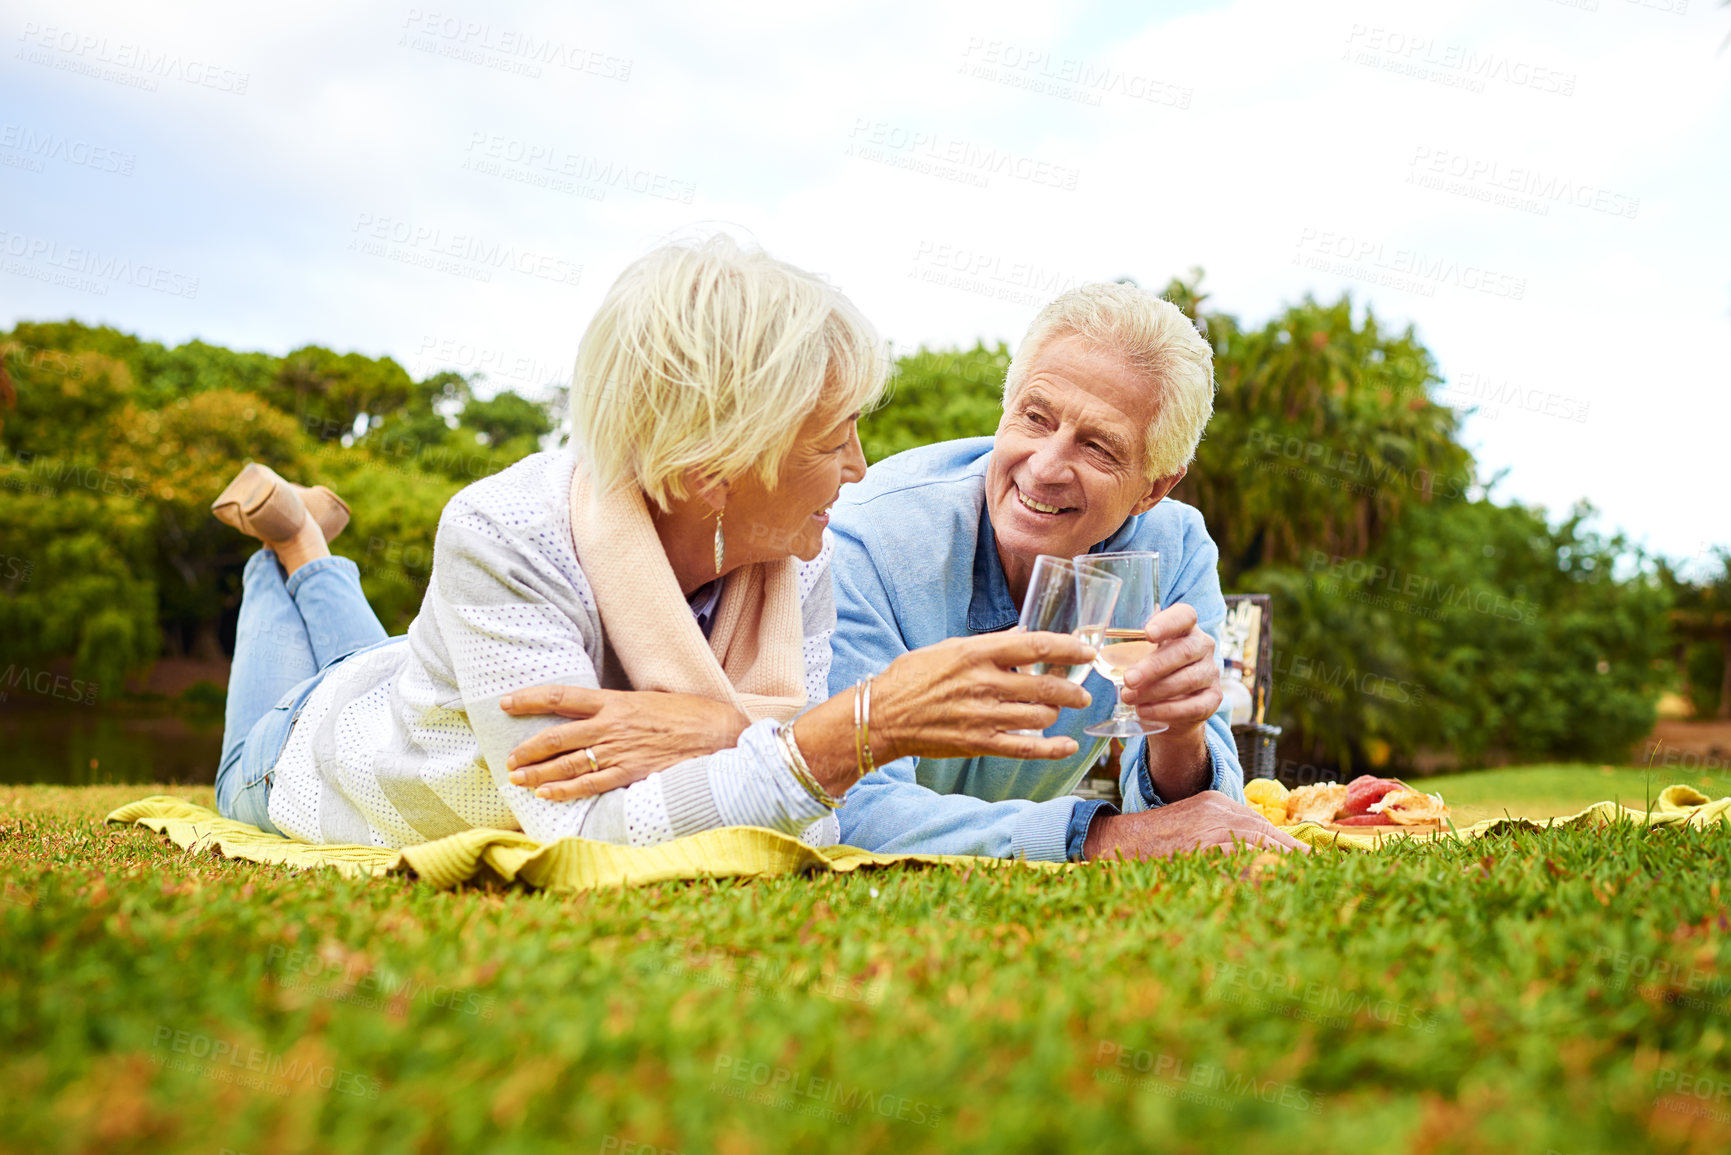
[683,468,731,515]
[1130,466,1187,518]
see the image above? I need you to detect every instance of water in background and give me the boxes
[0,708,223,785]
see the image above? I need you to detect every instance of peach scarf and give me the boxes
[568,465,807,723]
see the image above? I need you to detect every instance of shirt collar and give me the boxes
[968,502,1148,634]
[687,578,724,638]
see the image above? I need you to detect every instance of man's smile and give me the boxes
[1013,483,1077,517]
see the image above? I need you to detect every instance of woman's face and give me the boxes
[724,406,867,565]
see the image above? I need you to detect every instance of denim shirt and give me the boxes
[827,437,1245,862]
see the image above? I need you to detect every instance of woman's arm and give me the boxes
[429,488,841,844]
[501,541,838,801]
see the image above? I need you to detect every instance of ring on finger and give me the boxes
[581,747,601,776]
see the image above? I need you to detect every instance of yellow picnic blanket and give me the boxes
[106,785,1731,894]
[103,795,1033,892]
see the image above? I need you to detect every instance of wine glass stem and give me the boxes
[1111,676,1137,724]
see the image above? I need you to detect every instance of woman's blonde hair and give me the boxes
[570,236,887,508]
[1004,282,1215,480]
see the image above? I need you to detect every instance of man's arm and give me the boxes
[1118,505,1246,808]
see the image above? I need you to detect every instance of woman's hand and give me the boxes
[499,686,749,801]
[869,631,1096,763]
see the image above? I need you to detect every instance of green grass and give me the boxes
[4,773,1731,1154]
[1412,764,1731,827]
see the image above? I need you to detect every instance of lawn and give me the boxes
[3,766,1730,1154]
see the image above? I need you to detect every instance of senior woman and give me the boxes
[211,237,1094,849]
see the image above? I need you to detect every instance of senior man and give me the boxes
[827,282,1304,862]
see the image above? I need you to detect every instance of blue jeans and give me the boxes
[215,551,390,835]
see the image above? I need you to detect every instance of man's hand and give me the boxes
[1082,792,1309,860]
[1118,603,1223,731]
[500,686,749,801]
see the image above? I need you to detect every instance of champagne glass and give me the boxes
[1007,556,1121,735]
[1015,555,1121,681]
[1078,551,1168,738]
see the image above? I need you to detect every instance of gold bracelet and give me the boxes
[853,680,867,778]
[778,722,842,810]
[857,677,876,778]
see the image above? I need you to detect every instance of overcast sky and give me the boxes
[4,0,1726,570]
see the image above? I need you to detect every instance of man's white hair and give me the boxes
[1003,282,1215,480]
[570,236,887,509]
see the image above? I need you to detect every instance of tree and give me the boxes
[1660,548,1731,720]
[1169,277,1474,583]
[859,342,1008,463]
[460,389,555,450]
[269,346,416,443]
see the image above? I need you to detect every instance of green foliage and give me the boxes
[859,342,1008,462]
[1658,547,1731,720]
[270,345,417,442]
[0,342,135,461]
[461,389,554,449]
[1171,280,1474,578]
[0,322,555,684]
[1251,500,1672,772]
[4,780,1731,1153]
[0,478,158,694]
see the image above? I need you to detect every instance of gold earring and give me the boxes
[713,509,725,576]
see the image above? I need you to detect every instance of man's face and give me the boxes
[985,334,1177,575]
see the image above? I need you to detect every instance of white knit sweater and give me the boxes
[266,450,839,849]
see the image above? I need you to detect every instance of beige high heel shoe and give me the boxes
[211,463,351,543]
